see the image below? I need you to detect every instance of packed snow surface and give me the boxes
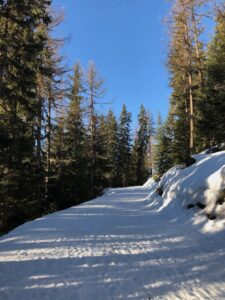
[1,152,225,300]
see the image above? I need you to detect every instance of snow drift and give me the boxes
[145,150,225,232]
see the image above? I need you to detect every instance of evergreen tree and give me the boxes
[94,115,108,194]
[146,111,155,177]
[154,114,174,177]
[51,103,67,210]
[38,28,66,212]
[132,105,153,185]
[199,8,225,145]
[117,105,132,187]
[0,0,53,233]
[57,63,88,208]
[85,62,105,198]
[168,0,207,162]
[105,110,119,187]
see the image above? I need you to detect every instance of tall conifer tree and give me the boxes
[105,110,119,187]
[85,62,105,198]
[59,63,88,207]
[132,105,153,185]
[0,0,53,232]
[199,7,225,145]
[154,114,174,177]
[118,105,132,187]
[168,0,207,162]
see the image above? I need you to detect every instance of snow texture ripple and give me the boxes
[0,181,225,299]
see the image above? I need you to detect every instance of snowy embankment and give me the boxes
[0,152,225,299]
[145,150,225,232]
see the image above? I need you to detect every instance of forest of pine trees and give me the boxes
[1,0,225,234]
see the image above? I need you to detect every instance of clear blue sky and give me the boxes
[53,0,171,126]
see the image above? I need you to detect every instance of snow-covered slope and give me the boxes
[0,152,225,300]
[145,151,225,232]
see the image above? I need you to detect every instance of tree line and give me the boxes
[154,0,225,176]
[51,61,154,213]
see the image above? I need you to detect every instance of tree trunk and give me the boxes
[191,6,204,87]
[188,73,194,152]
[45,93,52,197]
[90,89,95,198]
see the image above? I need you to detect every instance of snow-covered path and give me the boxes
[0,186,225,300]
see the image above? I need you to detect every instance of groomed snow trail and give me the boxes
[0,187,225,300]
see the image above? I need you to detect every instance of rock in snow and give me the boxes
[0,152,225,299]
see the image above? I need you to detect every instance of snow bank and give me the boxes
[144,151,225,231]
[143,177,157,188]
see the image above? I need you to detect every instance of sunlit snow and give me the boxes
[0,152,225,299]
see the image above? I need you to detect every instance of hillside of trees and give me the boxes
[1,0,225,235]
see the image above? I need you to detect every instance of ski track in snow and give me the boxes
[0,186,225,300]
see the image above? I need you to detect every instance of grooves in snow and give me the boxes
[0,186,225,300]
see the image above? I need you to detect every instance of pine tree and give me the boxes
[0,0,53,233]
[85,62,106,198]
[132,105,153,185]
[199,7,225,145]
[57,63,88,208]
[94,114,109,194]
[154,114,174,177]
[37,26,66,212]
[117,105,132,187]
[167,0,207,162]
[105,110,119,187]
[51,102,67,210]
[146,111,155,177]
